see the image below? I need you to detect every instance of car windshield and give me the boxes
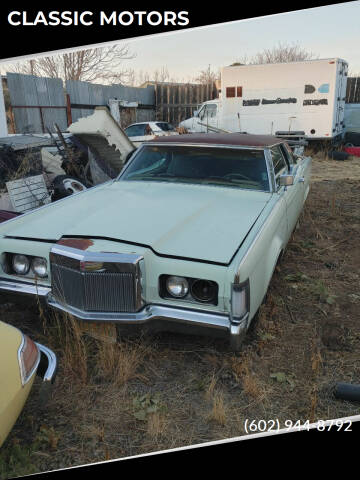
[119,145,270,191]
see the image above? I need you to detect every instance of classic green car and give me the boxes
[0,133,311,350]
[0,320,57,447]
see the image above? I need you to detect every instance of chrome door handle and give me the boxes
[299,177,305,183]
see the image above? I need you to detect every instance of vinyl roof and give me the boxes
[149,133,282,147]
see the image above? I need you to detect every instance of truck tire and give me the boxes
[327,151,349,161]
[345,132,360,146]
[334,383,360,402]
[51,175,87,201]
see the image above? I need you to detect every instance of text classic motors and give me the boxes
[7,11,190,27]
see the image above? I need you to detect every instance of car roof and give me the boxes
[126,121,169,127]
[126,122,150,127]
[148,133,283,147]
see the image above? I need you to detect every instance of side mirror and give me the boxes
[193,110,199,117]
[279,174,294,186]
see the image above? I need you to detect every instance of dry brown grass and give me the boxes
[54,312,89,384]
[205,373,217,401]
[146,413,168,440]
[208,391,227,426]
[95,339,150,386]
[229,356,263,399]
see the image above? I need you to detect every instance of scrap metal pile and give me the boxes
[0,108,136,219]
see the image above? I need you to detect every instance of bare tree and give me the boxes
[134,67,182,86]
[232,42,318,66]
[153,66,170,83]
[9,44,136,84]
[194,65,220,84]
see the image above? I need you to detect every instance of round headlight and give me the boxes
[166,276,189,298]
[191,279,217,303]
[12,254,30,275]
[32,257,48,278]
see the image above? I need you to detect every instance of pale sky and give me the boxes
[1,2,360,82]
[121,1,360,81]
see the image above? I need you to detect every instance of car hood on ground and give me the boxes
[1,181,272,264]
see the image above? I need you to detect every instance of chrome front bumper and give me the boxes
[0,277,248,342]
[36,342,57,384]
[0,279,51,296]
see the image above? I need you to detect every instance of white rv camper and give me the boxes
[180,58,348,141]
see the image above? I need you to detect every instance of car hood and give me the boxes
[1,181,271,264]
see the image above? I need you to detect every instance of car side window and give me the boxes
[206,104,217,118]
[280,143,295,166]
[199,104,217,120]
[125,125,147,137]
[197,106,206,119]
[156,122,174,131]
[270,146,290,188]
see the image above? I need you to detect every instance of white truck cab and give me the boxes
[180,99,221,133]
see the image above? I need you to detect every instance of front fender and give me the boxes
[228,195,287,321]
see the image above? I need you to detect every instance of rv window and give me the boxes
[226,87,236,98]
[237,87,243,97]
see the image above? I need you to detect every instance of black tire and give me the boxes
[51,175,87,201]
[344,132,360,146]
[327,150,349,161]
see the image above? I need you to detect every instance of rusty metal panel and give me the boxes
[66,80,155,123]
[135,108,155,123]
[7,73,67,133]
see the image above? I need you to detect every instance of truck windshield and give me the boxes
[119,145,270,191]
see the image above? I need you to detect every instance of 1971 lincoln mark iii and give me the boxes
[0,133,311,350]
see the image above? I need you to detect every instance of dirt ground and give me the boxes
[1,152,360,477]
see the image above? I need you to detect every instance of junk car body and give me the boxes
[0,133,311,350]
[124,121,177,146]
[0,321,57,447]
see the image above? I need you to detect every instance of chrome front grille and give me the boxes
[50,245,144,313]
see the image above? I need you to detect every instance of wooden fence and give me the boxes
[154,82,219,125]
[346,77,360,103]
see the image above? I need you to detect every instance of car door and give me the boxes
[270,145,305,239]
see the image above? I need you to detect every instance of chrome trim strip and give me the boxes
[0,278,51,296]
[35,343,57,383]
[50,244,143,266]
[47,297,231,332]
[264,148,276,192]
[142,142,282,149]
[17,334,41,387]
